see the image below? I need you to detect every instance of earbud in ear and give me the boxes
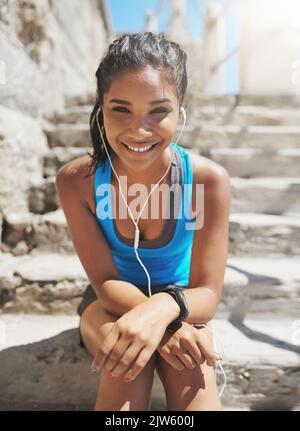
[180,106,186,121]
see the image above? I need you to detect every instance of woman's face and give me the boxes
[102,66,180,170]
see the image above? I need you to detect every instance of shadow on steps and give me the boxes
[0,328,167,411]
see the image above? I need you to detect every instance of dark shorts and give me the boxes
[77,283,98,318]
[76,282,171,349]
[77,284,95,348]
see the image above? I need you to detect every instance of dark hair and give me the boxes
[86,31,188,176]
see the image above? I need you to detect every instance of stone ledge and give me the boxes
[190,105,300,127]
[0,314,299,411]
[1,252,299,316]
[20,174,300,215]
[3,208,300,256]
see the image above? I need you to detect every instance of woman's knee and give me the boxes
[94,350,158,411]
[156,355,222,411]
[80,299,119,357]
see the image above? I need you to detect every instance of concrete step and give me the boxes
[28,176,59,214]
[52,105,92,125]
[230,177,300,214]
[190,106,300,126]
[0,314,298,410]
[237,94,300,107]
[190,94,300,108]
[0,209,74,254]
[2,209,300,257]
[219,256,300,319]
[180,125,300,150]
[196,148,300,178]
[0,252,299,316]
[45,123,90,148]
[229,212,300,256]
[43,146,88,177]
[65,93,95,109]
[0,251,87,314]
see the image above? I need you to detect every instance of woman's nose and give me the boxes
[128,116,153,137]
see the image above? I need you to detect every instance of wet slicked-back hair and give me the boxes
[87,32,188,176]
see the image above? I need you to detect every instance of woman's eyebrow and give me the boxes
[108,98,172,105]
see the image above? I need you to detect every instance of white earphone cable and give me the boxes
[193,323,227,398]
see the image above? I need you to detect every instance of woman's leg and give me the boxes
[80,298,157,411]
[155,347,223,411]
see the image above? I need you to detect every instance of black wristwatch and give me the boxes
[160,284,189,333]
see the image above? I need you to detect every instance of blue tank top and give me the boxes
[94,142,196,292]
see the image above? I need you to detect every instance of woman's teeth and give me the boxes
[128,145,152,152]
[123,143,158,152]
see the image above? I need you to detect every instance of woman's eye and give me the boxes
[112,107,129,113]
[152,108,169,114]
[112,107,169,114]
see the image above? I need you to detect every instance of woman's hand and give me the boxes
[157,321,220,370]
[91,293,180,382]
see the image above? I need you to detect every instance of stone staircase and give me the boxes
[0,95,299,411]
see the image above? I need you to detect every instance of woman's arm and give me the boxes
[182,158,231,324]
[96,279,148,316]
[97,279,175,317]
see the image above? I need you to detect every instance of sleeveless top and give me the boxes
[94,142,196,295]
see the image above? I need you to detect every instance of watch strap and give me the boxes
[160,285,189,332]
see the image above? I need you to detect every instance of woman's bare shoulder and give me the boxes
[188,151,230,217]
[57,154,93,178]
[189,151,230,186]
[56,154,96,213]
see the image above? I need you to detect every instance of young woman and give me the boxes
[56,32,231,411]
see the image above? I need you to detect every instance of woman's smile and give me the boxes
[121,141,160,155]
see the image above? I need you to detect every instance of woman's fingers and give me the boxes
[109,343,142,378]
[178,352,196,369]
[171,344,197,369]
[180,337,204,366]
[91,325,120,372]
[157,348,185,371]
[123,346,155,382]
[101,335,132,373]
[194,328,216,367]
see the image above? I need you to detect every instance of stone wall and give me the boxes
[0,0,107,236]
[0,0,107,117]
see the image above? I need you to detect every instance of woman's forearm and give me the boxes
[95,279,148,317]
[94,280,179,323]
[96,280,216,324]
[94,279,212,331]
